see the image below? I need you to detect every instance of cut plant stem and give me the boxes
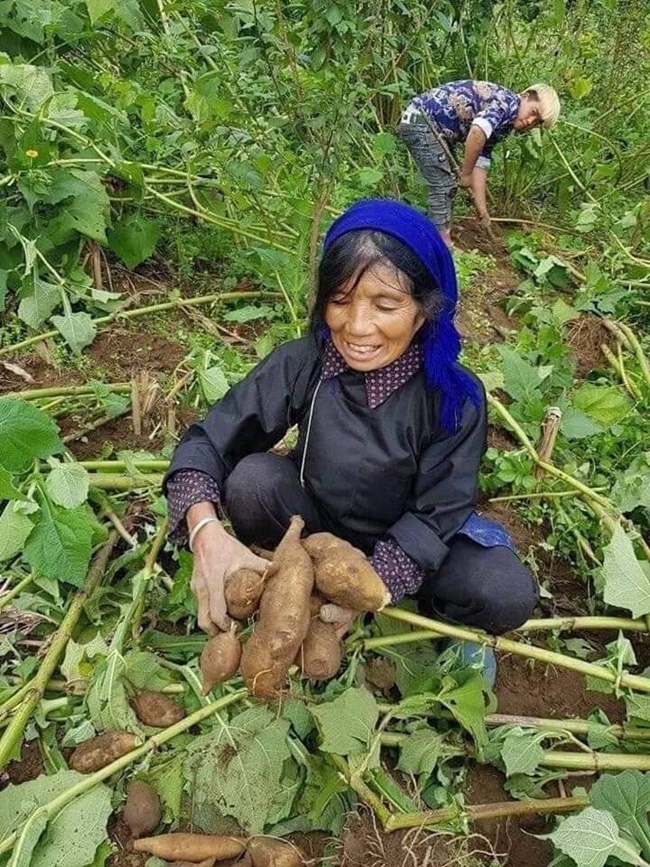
[379,607,650,693]
[376,705,650,741]
[0,574,33,611]
[0,535,118,770]
[3,383,132,401]
[0,290,281,357]
[384,795,588,832]
[0,688,247,858]
[130,518,169,643]
[87,473,164,491]
[77,459,169,472]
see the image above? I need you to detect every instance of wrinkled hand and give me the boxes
[320,603,358,639]
[458,172,473,189]
[192,524,270,635]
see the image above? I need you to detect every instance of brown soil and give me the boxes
[495,653,624,722]
[486,425,516,452]
[466,765,550,867]
[1,739,44,787]
[86,328,186,381]
[564,315,613,378]
[337,809,502,867]
[454,219,509,259]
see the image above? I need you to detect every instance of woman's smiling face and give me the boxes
[324,260,425,372]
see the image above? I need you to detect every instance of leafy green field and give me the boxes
[0,1,649,865]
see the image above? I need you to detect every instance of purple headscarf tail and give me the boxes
[323,199,481,434]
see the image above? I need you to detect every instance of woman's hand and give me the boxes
[320,603,358,638]
[189,512,270,635]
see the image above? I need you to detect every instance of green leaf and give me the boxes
[45,461,89,509]
[61,634,108,692]
[500,727,545,776]
[311,687,378,756]
[591,771,650,859]
[0,398,62,472]
[85,0,143,29]
[0,502,34,562]
[185,705,293,834]
[223,305,274,323]
[198,365,230,404]
[546,807,644,867]
[51,309,97,353]
[18,279,61,328]
[0,63,54,111]
[573,384,631,428]
[0,465,27,501]
[498,346,549,401]
[396,728,459,781]
[148,753,184,824]
[47,170,110,243]
[0,770,112,867]
[86,648,141,733]
[561,407,603,440]
[24,501,94,587]
[107,215,160,269]
[611,454,650,514]
[438,674,490,749]
[601,524,650,619]
[123,650,173,692]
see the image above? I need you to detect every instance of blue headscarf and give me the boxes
[322,199,481,434]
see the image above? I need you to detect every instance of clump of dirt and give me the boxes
[495,653,625,722]
[337,808,502,867]
[466,764,551,867]
[87,328,186,381]
[454,218,509,258]
[564,315,613,377]
[0,347,83,394]
[1,739,44,787]
[486,424,516,452]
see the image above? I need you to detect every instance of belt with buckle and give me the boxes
[401,109,428,125]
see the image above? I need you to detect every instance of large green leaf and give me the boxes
[310,687,379,756]
[45,461,89,509]
[573,384,632,428]
[500,727,546,776]
[611,454,650,514]
[0,465,27,501]
[0,502,34,562]
[0,770,112,867]
[24,501,94,587]
[0,63,54,111]
[51,309,97,353]
[546,807,644,867]
[0,398,63,472]
[601,524,650,619]
[185,705,293,834]
[107,215,160,269]
[590,771,650,859]
[17,278,61,328]
[498,346,552,402]
[396,728,460,781]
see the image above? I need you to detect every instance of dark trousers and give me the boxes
[223,453,538,634]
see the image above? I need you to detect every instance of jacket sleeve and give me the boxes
[163,340,314,492]
[386,390,487,574]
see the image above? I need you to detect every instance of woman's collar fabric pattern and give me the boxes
[321,339,423,408]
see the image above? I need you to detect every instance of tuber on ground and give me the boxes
[132,690,185,727]
[303,533,390,612]
[69,731,138,773]
[132,833,246,862]
[248,837,303,867]
[225,567,268,620]
[123,779,161,838]
[200,622,242,694]
[298,618,342,681]
[240,516,313,699]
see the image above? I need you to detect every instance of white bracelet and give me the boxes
[188,516,220,552]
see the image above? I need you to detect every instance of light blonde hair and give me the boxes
[523,83,561,129]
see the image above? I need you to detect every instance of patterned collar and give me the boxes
[321,339,423,408]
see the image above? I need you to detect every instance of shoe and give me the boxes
[446,639,497,688]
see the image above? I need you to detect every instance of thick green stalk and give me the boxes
[328,754,393,828]
[130,518,169,643]
[3,384,131,401]
[87,474,164,491]
[77,459,169,473]
[518,615,649,633]
[0,536,117,770]
[376,705,650,741]
[0,291,280,357]
[616,320,650,389]
[384,795,588,832]
[0,575,33,612]
[379,608,650,693]
[0,689,247,858]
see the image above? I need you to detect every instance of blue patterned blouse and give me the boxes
[412,80,521,167]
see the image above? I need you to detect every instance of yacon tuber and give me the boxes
[69,731,138,773]
[123,779,161,838]
[200,622,242,694]
[303,533,390,612]
[132,690,185,727]
[225,567,268,620]
[132,833,246,862]
[248,836,304,867]
[240,516,313,698]
[298,619,342,681]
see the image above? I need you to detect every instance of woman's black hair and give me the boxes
[309,230,446,335]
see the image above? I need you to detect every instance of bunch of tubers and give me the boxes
[130,830,303,866]
[198,516,390,698]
